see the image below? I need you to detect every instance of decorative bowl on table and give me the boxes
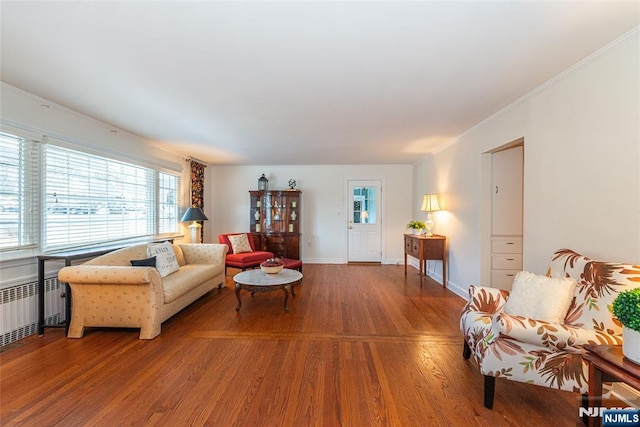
[260,258,284,274]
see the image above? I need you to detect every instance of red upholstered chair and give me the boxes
[218,233,274,273]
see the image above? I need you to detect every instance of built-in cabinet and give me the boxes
[491,236,523,289]
[249,190,301,260]
[491,145,523,289]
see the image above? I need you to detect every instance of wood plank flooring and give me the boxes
[1,264,586,426]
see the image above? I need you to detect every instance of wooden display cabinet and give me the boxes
[250,190,301,259]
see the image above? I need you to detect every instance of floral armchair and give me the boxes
[460,249,640,409]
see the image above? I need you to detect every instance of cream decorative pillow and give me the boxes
[146,241,179,277]
[503,271,577,323]
[228,234,253,254]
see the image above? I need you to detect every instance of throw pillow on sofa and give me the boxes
[130,256,156,267]
[147,242,179,277]
[503,271,577,323]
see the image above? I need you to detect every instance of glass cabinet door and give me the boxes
[264,192,273,232]
[264,192,287,233]
[287,194,299,233]
[249,191,262,233]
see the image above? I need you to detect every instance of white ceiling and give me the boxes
[1,1,639,165]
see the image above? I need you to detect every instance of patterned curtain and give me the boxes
[190,159,206,243]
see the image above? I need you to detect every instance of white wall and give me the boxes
[209,165,412,264]
[415,30,640,298]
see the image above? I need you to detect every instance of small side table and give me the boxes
[403,234,447,288]
[583,345,640,427]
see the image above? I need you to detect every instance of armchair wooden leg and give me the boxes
[463,340,471,359]
[581,393,589,426]
[484,375,495,409]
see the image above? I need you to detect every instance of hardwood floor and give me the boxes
[1,264,585,426]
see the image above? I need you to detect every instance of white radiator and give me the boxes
[0,277,65,347]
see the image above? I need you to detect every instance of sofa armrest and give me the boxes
[498,312,623,351]
[178,243,228,265]
[58,265,161,285]
[58,265,164,339]
[463,285,510,314]
[460,286,510,353]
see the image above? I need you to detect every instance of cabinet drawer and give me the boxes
[412,241,421,257]
[265,236,286,244]
[491,237,522,254]
[491,270,519,290]
[492,254,522,270]
[404,237,420,257]
[404,236,444,260]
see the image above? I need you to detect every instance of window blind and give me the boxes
[158,172,179,235]
[0,132,39,250]
[42,144,183,251]
[44,144,157,250]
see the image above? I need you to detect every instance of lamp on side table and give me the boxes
[181,207,208,243]
[420,193,441,237]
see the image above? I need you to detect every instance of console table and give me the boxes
[403,234,447,288]
[583,345,640,427]
[37,246,122,335]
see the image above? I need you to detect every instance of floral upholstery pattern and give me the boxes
[58,243,228,339]
[460,249,640,406]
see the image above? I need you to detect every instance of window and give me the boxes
[0,133,39,251]
[352,186,377,224]
[0,130,181,254]
[158,172,179,235]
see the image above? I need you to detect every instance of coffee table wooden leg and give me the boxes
[291,280,300,298]
[283,285,290,312]
[235,283,242,312]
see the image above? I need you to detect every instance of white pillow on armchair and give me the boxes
[503,271,577,323]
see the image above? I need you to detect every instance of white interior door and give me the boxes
[348,180,382,262]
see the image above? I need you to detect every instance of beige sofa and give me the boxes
[58,243,228,339]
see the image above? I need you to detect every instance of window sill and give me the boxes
[0,234,184,265]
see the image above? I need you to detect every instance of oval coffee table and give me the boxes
[233,268,303,312]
